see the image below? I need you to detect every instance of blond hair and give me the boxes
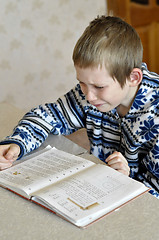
[73,16,143,87]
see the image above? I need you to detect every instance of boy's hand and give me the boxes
[105,151,130,176]
[0,144,20,170]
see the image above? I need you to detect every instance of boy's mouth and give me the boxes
[92,103,104,108]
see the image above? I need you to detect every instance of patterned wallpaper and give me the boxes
[0,0,106,110]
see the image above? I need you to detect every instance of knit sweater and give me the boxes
[1,63,159,198]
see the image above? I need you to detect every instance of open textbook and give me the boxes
[0,147,149,228]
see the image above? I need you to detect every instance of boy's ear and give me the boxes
[129,68,143,86]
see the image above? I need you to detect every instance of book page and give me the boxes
[0,147,95,198]
[32,164,148,227]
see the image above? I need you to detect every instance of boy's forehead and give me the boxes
[75,64,109,76]
[75,64,115,84]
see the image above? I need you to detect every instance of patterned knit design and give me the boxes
[1,63,159,198]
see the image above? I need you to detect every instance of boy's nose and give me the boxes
[86,89,97,102]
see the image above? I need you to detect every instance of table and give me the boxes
[0,102,159,240]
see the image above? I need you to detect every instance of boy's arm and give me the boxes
[0,84,87,159]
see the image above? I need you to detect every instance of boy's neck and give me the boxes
[117,105,131,117]
[117,85,140,117]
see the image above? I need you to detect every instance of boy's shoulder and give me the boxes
[131,64,159,115]
[142,63,159,87]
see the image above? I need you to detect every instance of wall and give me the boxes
[0,0,106,110]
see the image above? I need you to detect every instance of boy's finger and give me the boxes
[107,157,128,167]
[106,157,120,165]
[107,162,124,170]
[5,145,20,161]
[0,162,13,170]
[118,169,130,176]
[0,156,13,163]
[106,151,121,162]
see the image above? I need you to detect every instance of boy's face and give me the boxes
[75,65,135,114]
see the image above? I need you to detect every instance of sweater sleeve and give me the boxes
[0,84,88,159]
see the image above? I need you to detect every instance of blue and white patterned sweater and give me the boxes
[1,63,159,198]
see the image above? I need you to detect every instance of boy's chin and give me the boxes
[96,104,112,113]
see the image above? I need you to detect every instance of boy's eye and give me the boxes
[95,86,104,89]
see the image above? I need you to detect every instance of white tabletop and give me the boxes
[0,102,159,240]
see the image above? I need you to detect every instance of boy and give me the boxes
[0,16,159,198]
